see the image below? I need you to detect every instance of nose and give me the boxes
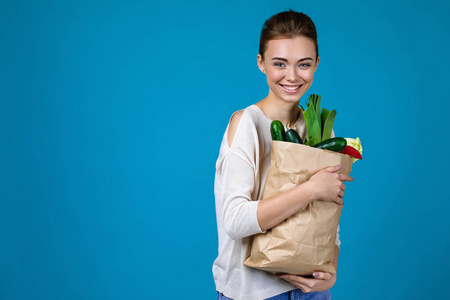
[286,66,298,82]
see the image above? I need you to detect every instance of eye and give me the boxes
[299,63,311,68]
[273,62,286,67]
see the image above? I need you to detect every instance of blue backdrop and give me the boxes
[1,0,449,299]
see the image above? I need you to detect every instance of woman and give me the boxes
[213,10,353,300]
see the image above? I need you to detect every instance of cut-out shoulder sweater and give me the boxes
[213,104,340,300]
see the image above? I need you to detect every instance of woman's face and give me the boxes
[257,36,319,105]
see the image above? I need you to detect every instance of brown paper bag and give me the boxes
[244,140,353,275]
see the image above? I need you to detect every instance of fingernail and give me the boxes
[313,272,319,278]
[336,165,342,170]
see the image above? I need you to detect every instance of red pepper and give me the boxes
[340,145,363,160]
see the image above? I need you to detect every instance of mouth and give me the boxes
[279,84,303,94]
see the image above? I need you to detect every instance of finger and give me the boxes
[332,165,342,173]
[297,283,312,294]
[322,165,342,173]
[280,274,310,285]
[313,272,331,280]
[335,196,344,205]
[283,278,311,293]
[279,274,297,283]
[280,275,313,292]
[338,174,353,182]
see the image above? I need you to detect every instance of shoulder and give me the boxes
[227,110,244,147]
[227,105,267,147]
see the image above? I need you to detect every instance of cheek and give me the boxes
[302,70,316,82]
[267,71,284,83]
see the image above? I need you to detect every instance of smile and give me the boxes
[279,84,303,93]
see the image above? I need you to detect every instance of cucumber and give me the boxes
[285,129,303,144]
[270,120,286,141]
[312,137,347,152]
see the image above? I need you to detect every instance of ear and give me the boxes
[314,56,320,72]
[257,54,265,73]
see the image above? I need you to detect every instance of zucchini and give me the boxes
[270,120,286,141]
[285,129,303,144]
[312,137,347,152]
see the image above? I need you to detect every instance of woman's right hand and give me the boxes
[257,165,353,231]
[307,165,353,205]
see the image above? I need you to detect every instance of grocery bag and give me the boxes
[244,140,353,275]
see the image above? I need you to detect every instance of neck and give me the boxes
[256,95,300,126]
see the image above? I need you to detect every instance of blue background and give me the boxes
[1,0,449,299]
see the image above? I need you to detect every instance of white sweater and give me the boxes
[212,105,340,299]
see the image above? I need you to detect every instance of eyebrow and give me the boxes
[271,57,314,62]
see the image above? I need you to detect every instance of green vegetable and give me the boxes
[270,120,286,141]
[300,94,337,144]
[304,136,317,146]
[303,100,321,143]
[285,129,303,144]
[313,94,322,134]
[322,109,336,141]
[321,108,331,129]
[313,137,347,152]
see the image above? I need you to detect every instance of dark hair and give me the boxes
[259,10,318,60]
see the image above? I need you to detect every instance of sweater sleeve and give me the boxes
[216,111,265,240]
[335,224,341,248]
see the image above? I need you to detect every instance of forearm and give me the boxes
[257,181,316,231]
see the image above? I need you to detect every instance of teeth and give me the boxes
[282,85,300,91]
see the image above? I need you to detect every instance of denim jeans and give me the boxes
[217,289,331,300]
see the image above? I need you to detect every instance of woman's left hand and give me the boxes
[276,272,336,293]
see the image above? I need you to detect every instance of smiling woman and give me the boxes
[257,36,319,107]
[212,9,352,300]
